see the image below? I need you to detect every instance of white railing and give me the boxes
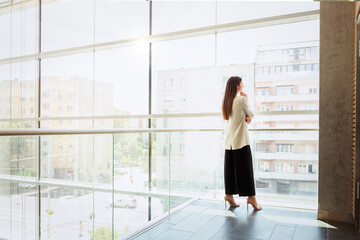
[256,171,318,181]
[255,152,318,161]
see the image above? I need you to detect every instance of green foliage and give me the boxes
[88,226,119,240]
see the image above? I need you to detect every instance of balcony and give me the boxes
[255,71,319,82]
[253,131,318,141]
[255,152,318,161]
[255,94,319,103]
[256,171,318,181]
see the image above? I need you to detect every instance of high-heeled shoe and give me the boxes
[247,198,262,211]
[224,196,240,208]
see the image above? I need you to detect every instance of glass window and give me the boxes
[41,53,94,119]
[153,1,216,34]
[256,143,270,152]
[257,88,270,96]
[277,86,294,95]
[152,35,215,114]
[42,0,95,51]
[95,1,149,44]
[276,144,294,153]
[306,64,312,71]
[94,45,149,116]
[217,2,319,24]
[312,63,319,71]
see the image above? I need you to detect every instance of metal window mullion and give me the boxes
[148,0,152,223]
[37,0,41,239]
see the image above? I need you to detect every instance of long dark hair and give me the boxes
[222,76,242,120]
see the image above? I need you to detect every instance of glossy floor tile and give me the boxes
[129,200,360,240]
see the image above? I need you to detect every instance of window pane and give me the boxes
[95,1,149,44]
[0,1,38,58]
[94,44,149,116]
[0,7,11,59]
[153,1,216,34]
[217,1,319,24]
[152,35,215,113]
[41,53,93,119]
[42,0,94,51]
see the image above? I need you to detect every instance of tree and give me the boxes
[88,226,119,240]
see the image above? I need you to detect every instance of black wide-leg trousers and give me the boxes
[224,145,256,196]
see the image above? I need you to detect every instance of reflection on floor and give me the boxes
[127,200,360,240]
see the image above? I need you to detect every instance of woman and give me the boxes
[222,76,262,211]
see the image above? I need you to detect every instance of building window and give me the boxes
[276,104,294,111]
[163,97,174,104]
[287,163,294,173]
[306,64,312,71]
[276,144,294,153]
[163,79,174,89]
[299,64,306,71]
[276,163,285,172]
[276,163,294,173]
[305,47,311,59]
[180,78,187,88]
[312,63,319,71]
[180,97,186,103]
[42,103,49,109]
[263,67,269,74]
[311,46,319,58]
[275,66,281,73]
[293,64,300,71]
[256,143,270,152]
[298,164,317,174]
[257,106,269,111]
[256,180,269,188]
[276,86,294,95]
[258,161,269,171]
[257,88,270,96]
[270,66,275,74]
[309,88,317,94]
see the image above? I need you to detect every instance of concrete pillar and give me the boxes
[318,1,358,224]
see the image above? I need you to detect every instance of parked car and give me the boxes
[110,197,137,209]
[17,183,36,189]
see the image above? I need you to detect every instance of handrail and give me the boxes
[0,128,319,136]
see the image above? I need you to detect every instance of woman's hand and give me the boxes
[245,116,251,124]
[240,92,247,99]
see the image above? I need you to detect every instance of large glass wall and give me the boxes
[0,1,320,239]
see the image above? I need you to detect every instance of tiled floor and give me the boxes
[128,200,360,240]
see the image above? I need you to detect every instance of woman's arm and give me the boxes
[241,97,254,118]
